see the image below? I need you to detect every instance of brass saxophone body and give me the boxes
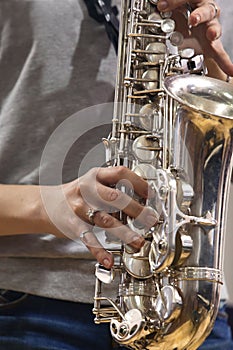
[93,0,233,349]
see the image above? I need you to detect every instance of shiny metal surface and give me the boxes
[164,74,233,118]
[93,0,233,349]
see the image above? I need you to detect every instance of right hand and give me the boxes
[157,0,233,77]
[42,166,158,269]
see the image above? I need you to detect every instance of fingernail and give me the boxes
[103,258,112,268]
[214,31,220,40]
[158,0,168,10]
[110,189,118,201]
[192,14,201,26]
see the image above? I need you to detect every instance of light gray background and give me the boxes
[219,0,233,303]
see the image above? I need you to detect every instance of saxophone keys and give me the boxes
[142,69,159,90]
[145,42,166,63]
[161,18,175,33]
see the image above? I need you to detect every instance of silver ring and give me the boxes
[208,2,219,19]
[86,208,101,225]
[80,230,92,243]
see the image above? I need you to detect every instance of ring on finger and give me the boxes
[208,2,219,19]
[86,208,101,225]
[79,230,93,244]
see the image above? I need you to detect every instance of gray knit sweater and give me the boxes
[0,0,118,303]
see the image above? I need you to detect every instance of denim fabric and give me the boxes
[0,292,232,350]
[0,293,113,350]
[199,307,233,350]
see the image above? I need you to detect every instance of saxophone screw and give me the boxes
[119,325,129,338]
[158,239,168,254]
[159,185,168,199]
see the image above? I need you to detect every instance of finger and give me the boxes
[209,40,233,77]
[205,19,221,41]
[157,0,220,29]
[96,166,152,199]
[79,167,152,213]
[157,0,185,12]
[86,182,158,226]
[207,2,220,19]
[75,172,158,230]
[189,3,220,28]
[76,200,145,249]
[91,210,145,249]
[80,230,114,268]
[79,176,146,215]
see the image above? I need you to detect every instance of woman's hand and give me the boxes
[157,0,233,76]
[0,166,158,270]
[157,0,221,38]
[41,166,158,269]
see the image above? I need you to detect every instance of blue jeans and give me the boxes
[199,306,233,350]
[0,291,232,350]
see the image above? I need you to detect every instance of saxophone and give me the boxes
[93,0,233,349]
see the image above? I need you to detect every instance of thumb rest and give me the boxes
[93,0,233,349]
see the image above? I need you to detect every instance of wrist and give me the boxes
[36,185,65,238]
[0,184,64,237]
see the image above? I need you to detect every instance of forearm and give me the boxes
[0,184,60,236]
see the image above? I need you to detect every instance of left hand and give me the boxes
[157,0,233,76]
